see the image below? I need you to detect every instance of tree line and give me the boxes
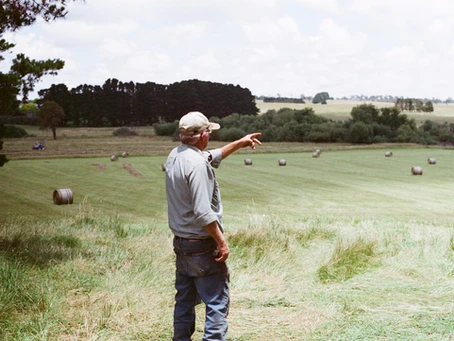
[32,79,257,127]
[154,103,453,145]
[395,98,434,112]
[259,93,434,112]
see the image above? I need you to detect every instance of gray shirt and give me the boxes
[165,144,223,239]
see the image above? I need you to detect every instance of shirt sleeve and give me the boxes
[204,148,222,169]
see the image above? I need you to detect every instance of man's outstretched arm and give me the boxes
[220,132,262,160]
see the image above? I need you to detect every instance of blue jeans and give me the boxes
[173,236,230,341]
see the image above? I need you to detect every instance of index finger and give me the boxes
[250,132,262,145]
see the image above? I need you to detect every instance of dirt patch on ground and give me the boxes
[123,163,142,177]
[91,163,107,170]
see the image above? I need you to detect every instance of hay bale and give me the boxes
[244,158,253,165]
[278,159,286,166]
[53,188,73,205]
[427,157,436,164]
[122,151,129,158]
[312,151,320,158]
[411,166,423,175]
[385,151,393,157]
[110,155,118,162]
[161,163,166,171]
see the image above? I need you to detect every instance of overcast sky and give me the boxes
[3,0,454,100]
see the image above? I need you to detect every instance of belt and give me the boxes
[174,235,212,242]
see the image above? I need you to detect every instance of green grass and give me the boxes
[3,148,454,222]
[2,147,454,340]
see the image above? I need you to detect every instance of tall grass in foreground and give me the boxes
[2,207,454,340]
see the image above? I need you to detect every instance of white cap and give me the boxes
[179,111,221,135]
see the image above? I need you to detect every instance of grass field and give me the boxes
[256,99,454,124]
[2,130,454,340]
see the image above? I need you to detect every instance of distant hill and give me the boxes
[255,99,454,123]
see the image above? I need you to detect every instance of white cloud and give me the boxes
[5,32,70,61]
[296,0,341,13]
[3,1,454,100]
[172,23,208,41]
[385,46,416,64]
[193,52,221,70]
[317,18,368,56]
[100,38,138,58]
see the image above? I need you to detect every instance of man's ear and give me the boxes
[201,131,207,139]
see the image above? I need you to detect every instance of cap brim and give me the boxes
[209,122,221,131]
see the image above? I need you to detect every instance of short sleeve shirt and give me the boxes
[165,144,223,239]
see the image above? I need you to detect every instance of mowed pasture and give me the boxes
[3,145,454,223]
[2,135,454,340]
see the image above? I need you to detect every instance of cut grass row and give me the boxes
[2,148,454,222]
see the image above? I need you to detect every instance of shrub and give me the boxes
[219,127,246,141]
[153,121,178,136]
[259,125,281,142]
[372,123,395,140]
[306,122,337,143]
[279,121,306,142]
[351,104,380,124]
[112,127,138,136]
[409,131,438,145]
[349,122,373,144]
[4,125,28,138]
[372,135,390,143]
[397,124,417,142]
[0,116,38,125]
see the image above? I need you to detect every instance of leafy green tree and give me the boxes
[350,104,379,124]
[38,83,72,123]
[377,106,404,130]
[19,102,38,116]
[397,124,417,142]
[423,101,434,112]
[395,98,433,113]
[350,121,373,144]
[312,92,331,104]
[306,122,336,142]
[38,101,65,140]
[0,0,81,114]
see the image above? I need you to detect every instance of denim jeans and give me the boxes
[173,236,230,341]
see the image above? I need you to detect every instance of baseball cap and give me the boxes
[179,111,221,135]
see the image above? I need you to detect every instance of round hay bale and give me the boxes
[427,157,436,164]
[312,152,320,158]
[121,151,129,158]
[53,188,73,205]
[411,166,423,175]
[110,155,118,162]
[244,158,253,165]
[161,163,166,171]
[278,159,286,166]
[385,151,393,157]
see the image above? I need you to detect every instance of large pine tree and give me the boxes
[0,0,82,115]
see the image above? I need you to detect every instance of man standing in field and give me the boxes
[165,111,261,341]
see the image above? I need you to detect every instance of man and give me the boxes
[165,111,261,341]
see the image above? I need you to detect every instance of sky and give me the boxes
[3,0,454,100]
